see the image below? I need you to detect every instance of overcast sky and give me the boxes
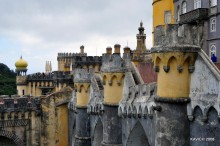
[0,0,152,73]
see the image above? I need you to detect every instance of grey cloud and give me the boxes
[0,0,152,73]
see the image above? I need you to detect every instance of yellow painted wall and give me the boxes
[152,52,196,98]
[16,76,28,96]
[58,60,65,71]
[18,80,69,97]
[157,57,190,98]
[76,83,90,107]
[153,0,174,43]
[57,104,68,146]
[103,73,124,105]
[17,85,27,96]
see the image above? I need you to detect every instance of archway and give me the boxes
[0,130,23,146]
[0,136,17,146]
[126,121,150,146]
[92,119,103,146]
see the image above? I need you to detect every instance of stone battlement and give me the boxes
[27,71,71,81]
[73,56,102,63]
[0,95,41,112]
[74,69,93,83]
[72,56,102,66]
[101,53,127,73]
[153,24,201,51]
[57,52,87,58]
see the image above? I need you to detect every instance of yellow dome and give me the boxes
[15,56,28,69]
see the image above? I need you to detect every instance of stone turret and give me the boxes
[57,45,87,72]
[151,24,199,146]
[101,44,127,146]
[74,69,91,107]
[101,44,126,105]
[152,24,199,98]
[74,69,92,146]
[132,22,149,65]
[15,56,28,76]
[136,21,147,52]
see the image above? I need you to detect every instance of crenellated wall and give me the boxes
[72,56,102,73]
[0,95,42,146]
[57,52,87,72]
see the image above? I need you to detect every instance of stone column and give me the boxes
[74,69,91,146]
[151,25,199,146]
[101,45,126,146]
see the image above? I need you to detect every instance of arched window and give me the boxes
[177,6,180,22]
[210,0,218,7]
[194,0,201,9]
[182,1,187,14]
[210,17,216,32]
[164,10,172,24]
[210,44,216,57]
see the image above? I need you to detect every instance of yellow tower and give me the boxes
[73,69,92,145]
[151,25,199,145]
[101,44,125,105]
[15,56,28,96]
[132,22,148,66]
[74,69,91,107]
[101,44,126,146]
[152,0,174,44]
[57,45,87,72]
[152,25,198,99]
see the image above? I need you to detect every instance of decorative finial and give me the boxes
[140,21,143,27]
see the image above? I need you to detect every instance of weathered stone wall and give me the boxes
[41,87,72,146]
[187,50,220,146]
[119,83,157,146]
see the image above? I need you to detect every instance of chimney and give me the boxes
[123,46,130,54]
[114,44,121,54]
[106,47,112,55]
[80,45,84,54]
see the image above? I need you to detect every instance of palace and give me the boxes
[0,0,220,146]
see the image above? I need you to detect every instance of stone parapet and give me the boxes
[0,95,42,117]
[27,71,71,81]
[57,52,87,58]
[0,96,40,110]
[101,54,127,73]
[153,24,201,47]
[72,56,102,68]
[74,69,92,83]
[119,83,157,118]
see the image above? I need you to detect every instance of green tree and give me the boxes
[0,63,17,95]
